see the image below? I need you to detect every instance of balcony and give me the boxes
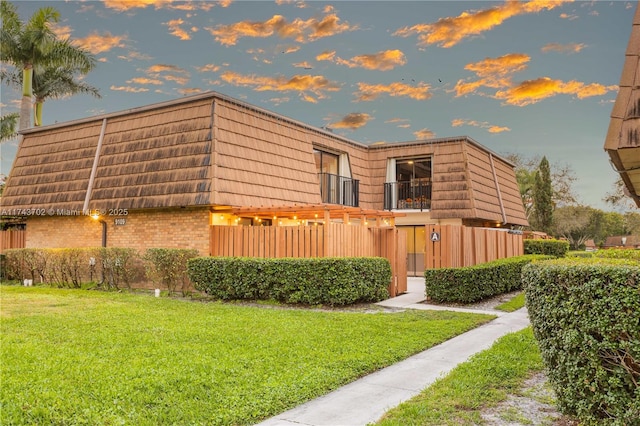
[384,180,432,211]
[318,173,359,207]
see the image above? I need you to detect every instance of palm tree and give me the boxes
[2,63,101,127]
[0,0,96,130]
[32,65,101,126]
[0,113,19,142]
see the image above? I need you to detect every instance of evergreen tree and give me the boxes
[532,156,553,234]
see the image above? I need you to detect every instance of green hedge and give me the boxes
[188,257,391,306]
[523,258,640,424]
[424,255,550,304]
[523,239,569,257]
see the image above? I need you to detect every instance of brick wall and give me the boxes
[25,207,211,255]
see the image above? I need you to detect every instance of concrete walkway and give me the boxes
[257,278,530,426]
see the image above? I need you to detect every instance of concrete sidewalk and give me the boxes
[256,278,530,426]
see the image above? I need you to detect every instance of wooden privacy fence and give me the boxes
[425,224,523,269]
[210,224,407,297]
[0,230,26,254]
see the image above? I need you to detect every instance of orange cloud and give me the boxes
[330,113,372,129]
[354,82,431,101]
[145,64,191,85]
[74,32,128,54]
[110,85,149,93]
[220,71,341,102]
[316,50,336,61]
[281,45,301,54]
[293,61,313,69]
[267,97,291,105]
[413,128,435,140]
[317,49,406,71]
[128,77,163,85]
[451,118,511,133]
[165,18,195,40]
[394,0,572,47]
[454,53,530,96]
[103,0,218,11]
[103,0,173,11]
[118,50,153,62]
[51,24,72,40]
[195,64,221,73]
[495,77,617,106]
[206,12,356,46]
[178,88,203,95]
[541,42,586,54]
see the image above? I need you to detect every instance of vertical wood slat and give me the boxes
[0,230,26,254]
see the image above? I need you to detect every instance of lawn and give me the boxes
[376,327,545,425]
[495,292,526,312]
[0,286,494,425]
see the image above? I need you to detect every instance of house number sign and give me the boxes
[430,231,440,242]
[114,218,126,226]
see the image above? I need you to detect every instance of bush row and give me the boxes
[188,256,391,306]
[2,247,198,294]
[523,257,640,425]
[424,255,551,303]
[523,238,570,257]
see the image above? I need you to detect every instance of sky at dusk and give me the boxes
[0,0,637,211]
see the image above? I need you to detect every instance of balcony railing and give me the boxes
[318,173,359,207]
[384,180,432,211]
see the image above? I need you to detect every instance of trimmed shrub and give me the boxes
[47,248,88,288]
[97,247,143,290]
[592,248,640,262]
[523,239,569,257]
[1,247,144,289]
[3,248,48,284]
[523,258,640,424]
[188,257,391,306]
[144,248,199,295]
[424,255,550,303]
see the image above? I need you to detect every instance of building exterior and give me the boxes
[1,91,528,275]
[603,235,640,249]
[604,2,640,207]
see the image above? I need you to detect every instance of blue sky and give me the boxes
[0,0,636,211]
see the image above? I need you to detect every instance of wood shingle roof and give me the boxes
[1,91,528,226]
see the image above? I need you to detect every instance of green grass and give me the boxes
[495,292,526,312]
[376,327,544,426]
[0,286,494,425]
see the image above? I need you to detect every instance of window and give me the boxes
[396,157,432,182]
[314,149,339,174]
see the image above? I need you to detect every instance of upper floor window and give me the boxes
[313,148,359,207]
[314,149,339,175]
[384,157,432,211]
[396,157,432,182]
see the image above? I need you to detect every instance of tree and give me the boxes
[0,113,19,142]
[3,65,102,126]
[505,153,578,222]
[532,156,553,233]
[603,176,638,212]
[552,205,594,249]
[0,0,96,129]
